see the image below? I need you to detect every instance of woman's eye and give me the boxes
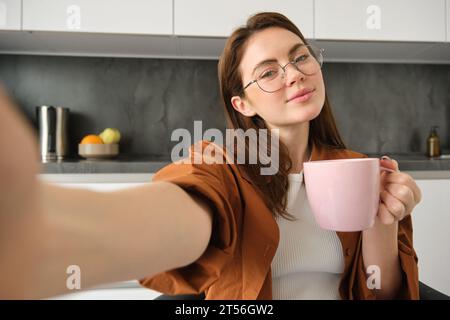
[295,54,309,63]
[260,69,278,79]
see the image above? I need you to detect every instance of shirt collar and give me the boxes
[237,141,324,185]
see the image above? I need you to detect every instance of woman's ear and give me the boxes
[231,96,257,117]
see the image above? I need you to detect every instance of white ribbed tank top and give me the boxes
[271,171,345,300]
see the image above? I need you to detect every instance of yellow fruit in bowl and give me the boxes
[80,134,104,144]
[99,128,121,144]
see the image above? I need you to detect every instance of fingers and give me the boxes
[378,201,396,225]
[0,89,40,176]
[386,183,415,214]
[0,84,15,108]
[380,156,422,204]
[380,189,407,221]
[380,157,399,172]
[383,171,422,204]
[378,157,422,225]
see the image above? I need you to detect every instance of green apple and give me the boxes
[111,128,121,143]
[99,128,121,144]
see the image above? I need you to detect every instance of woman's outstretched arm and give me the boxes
[2,180,213,299]
[0,87,213,299]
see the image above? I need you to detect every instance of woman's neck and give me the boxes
[268,122,310,174]
[289,142,311,174]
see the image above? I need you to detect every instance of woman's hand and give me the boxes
[0,86,46,297]
[377,156,422,225]
[0,86,41,222]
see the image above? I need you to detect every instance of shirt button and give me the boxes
[345,248,351,256]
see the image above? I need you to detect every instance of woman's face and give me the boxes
[231,27,326,129]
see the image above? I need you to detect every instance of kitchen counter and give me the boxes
[365,153,450,171]
[39,153,450,180]
[40,155,170,174]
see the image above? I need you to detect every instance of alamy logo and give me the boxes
[66,5,81,30]
[66,265,81,290]
[366,265,381,290]
[171,121,280,175]
[366,5,381,30]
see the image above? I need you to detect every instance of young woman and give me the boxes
[0,12,421,300]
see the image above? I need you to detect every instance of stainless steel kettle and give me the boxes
[36,106,70,161]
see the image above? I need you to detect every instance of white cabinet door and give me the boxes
[412,179,450,295]
[22,0,172,35]
[48,280,161,300]
[447,0,450,42]
[315,0,446,42]
[0,0,21,30]
[174,0,313,38]
[55,182,149,192]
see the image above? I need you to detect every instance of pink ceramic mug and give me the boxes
[303,158,394,232]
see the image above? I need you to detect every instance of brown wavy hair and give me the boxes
[218,12,346,220]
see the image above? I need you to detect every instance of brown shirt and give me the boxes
[139,140,419,299]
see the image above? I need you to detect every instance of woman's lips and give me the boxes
[288,89,315,103]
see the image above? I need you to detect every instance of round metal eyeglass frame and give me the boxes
[242,45,325,93]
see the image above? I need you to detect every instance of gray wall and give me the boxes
[0,54,448,158]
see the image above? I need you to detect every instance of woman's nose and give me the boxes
[285,64,305,86]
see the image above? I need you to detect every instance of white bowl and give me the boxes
[78,143,119,160]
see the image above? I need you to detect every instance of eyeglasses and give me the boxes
[243,45,324,93]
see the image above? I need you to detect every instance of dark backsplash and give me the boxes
[0,54,449,158]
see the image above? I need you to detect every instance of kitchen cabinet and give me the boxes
[55,181,149,192]
[49,280,161,300]
[412,179,450,296]
[0,0,21,30]
[1,0,449,62]
[174,0,314,38]
[22,0,172,35]
[447,0,450,42]
[314,0,446,42]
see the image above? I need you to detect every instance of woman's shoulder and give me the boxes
[173,139,231,164]
[317,144,369,160]
[154,140,236,180]
[340,148,369,159]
